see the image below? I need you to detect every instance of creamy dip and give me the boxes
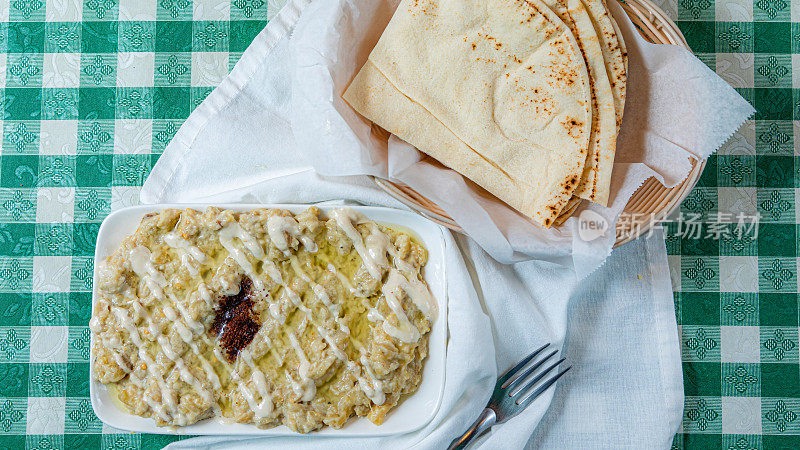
[91,206,436,433]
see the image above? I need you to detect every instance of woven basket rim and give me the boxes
[372,0,705,248]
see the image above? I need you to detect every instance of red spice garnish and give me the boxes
[211,277,260,362]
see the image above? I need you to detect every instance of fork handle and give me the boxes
[447,408,497,450]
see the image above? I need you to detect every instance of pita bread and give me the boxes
[542,0,617,206]
[582,0,627,129]
[552,196,583,227]
[345,0,593,227]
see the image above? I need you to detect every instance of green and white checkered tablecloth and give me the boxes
[0,0,794,448]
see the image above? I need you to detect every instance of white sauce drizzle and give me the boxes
[379,270,421,343]
[129,246,167,300]
[356,354,385,405]
[331,208,382,279]
[218,223,266,290]
[287,332,316,402]
[267,215,318,253]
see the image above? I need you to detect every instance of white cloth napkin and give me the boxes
[138,0,690,447]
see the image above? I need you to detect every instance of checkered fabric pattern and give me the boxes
[0,0,284,448]
[0,0,791,448]
[652,0,800,447]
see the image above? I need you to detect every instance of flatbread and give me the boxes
[583,0,627,129]
[542,0,617,206]
[345,0,593,227]
[552,196,583,227]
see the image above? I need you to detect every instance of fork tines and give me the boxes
[500,344,571,408]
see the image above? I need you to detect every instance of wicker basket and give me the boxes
[372,0,704,248]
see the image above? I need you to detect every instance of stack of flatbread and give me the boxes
[343,0,628,228]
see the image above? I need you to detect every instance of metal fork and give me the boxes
[447,344,571,450]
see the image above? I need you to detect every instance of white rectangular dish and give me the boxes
[90,203,449,436]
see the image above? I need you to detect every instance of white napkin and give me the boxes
[139,1,685,447]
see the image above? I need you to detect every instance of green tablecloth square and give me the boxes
[752,0,791,22]
[116,87,154,119]
[0,327,31,362]
[111,154,152,186]
[3,122,39,154]
[757,224,797,255]
[754,54,792,87]
[761,363,800,397]
[682,292,722,325]
[681,187,719,220]
[83,0,120,22]
[681,257,721,291]
[695,154,718,187]
[715,21,754,52]
[80,21,118,54]
[66,326,90,363]
[118,21,156,53]
[756,188,794,222]
[757,257,797,292]
[228,19,268,51]
[721,362,760,396]
[77,87,116,119]
[683,361,722,397]
[0,363,29,397]
[151,119,181,151]
[677,0,715,21]
[5,88,42,120]
[67,292,91,326]
[79,53,117,87]
[64,433,101,449]
[75,154,112,187]
[0,293,32,327]
[754,87,792,119]
[155,21,193,53]
[7,22,46,54]
[64,397,101,433]
[754,21,791,53]
[756,155,795,188]
[33,223,73,256]
[73,187,110,222]
[681,234,721,256]
[0,155,38,188]
[190,86,213,108]
[152,86,190,118]
[721,435,762,449]
[66,361,90,397]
